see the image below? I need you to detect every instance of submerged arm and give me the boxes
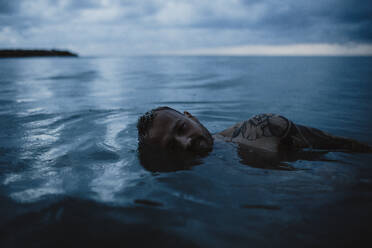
[289,124,372,153]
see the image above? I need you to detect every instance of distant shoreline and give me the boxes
[0,49,78,58]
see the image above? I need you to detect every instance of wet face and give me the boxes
[147,109,214,154]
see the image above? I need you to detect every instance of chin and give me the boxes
[191,139,213,155]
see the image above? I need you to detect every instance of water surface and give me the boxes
[1,56,372,247]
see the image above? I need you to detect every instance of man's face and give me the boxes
[147,109,214,154]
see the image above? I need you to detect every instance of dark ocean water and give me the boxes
[0,56,372,247]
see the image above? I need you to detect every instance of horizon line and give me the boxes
[149,43,372,56]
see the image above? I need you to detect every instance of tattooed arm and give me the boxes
[216,114,372,153]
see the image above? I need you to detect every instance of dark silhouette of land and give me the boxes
[0,49,78,58]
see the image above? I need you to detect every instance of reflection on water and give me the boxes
[0,56,372,247]
[237,145,342,171]
[138,143,205,172]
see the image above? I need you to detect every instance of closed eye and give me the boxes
[177,122,187,134]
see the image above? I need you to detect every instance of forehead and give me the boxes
[148,109,184,141]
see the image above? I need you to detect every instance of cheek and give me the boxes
[188,119,212,141]
[200,126,213,142]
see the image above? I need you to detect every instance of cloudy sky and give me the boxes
[0,0,371,56]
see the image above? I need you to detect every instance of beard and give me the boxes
[188,123,214,155]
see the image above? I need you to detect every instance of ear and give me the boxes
[184,111,193,118]
[184,111,200,122]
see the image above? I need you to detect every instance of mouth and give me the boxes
[189,136,213,154]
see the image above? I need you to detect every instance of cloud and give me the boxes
[0,0,21,14]
[0,0,371,55]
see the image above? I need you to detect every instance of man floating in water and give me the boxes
[137,106,371,171]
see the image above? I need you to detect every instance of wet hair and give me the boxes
[137,106,182,148]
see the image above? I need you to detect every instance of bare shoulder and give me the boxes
[219,114,292,139]
[217,114,293,152]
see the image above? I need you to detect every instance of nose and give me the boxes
[174,135,192,150]
[173,121,207,151]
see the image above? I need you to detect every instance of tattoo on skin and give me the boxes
[232,114,290,141]
[233,121,247,138]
